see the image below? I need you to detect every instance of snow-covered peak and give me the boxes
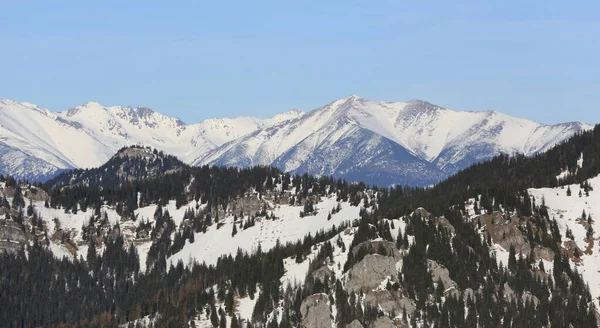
[0,97,592,185]
[269,109,304,123]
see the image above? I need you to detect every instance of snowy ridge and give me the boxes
[0,97,591,185]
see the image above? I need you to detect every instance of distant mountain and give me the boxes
[0,96,591,185]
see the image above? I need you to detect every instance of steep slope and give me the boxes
[198,96,591,185]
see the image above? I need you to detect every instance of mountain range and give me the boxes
[0,96,591,185]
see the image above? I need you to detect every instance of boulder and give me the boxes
[300,293,332,328]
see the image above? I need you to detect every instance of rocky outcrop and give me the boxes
[346,320,364,328]
[413,207,430,218]
[312,266,335,283]
[363,290,415,315]
[434,217,455,234]
[522,291,540,306]
[351,240,402,259]
[501,282,515,301]
[23,186,49,202]
[532,245,554,262]
[463,288,475,302]
[0,218,28,253]
[427,259,456,291]
[300,293,332,328]
[346,254,400,293]
[478,212,530,255]
[1,186,16,198]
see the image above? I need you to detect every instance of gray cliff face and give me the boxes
[300,293,332,328]
[0,216,28,254]
[346,254,400,293]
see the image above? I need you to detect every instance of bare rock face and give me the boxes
[413,207,430,218]
[351,240,402,259]
[364,290,416,316]
[435,217,455,234]
[1,186,16,198]
[501,282,515,301]
[346,320,364,328]
[346,254,400,293]
[23,186,49,202]
[522,291,540,306]
[478,212,530,255]
[533,245,555,262]
[300,293,332,328]
[427,259,456,291]
[463,288,475,302]
[0,218,28,253]
[312,266,335,283]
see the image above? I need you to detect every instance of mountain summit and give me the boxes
[0,97,592,185]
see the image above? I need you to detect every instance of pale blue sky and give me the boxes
[1,1,599,124]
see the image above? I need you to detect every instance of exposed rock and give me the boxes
[300,293,332,328]
[351,240,402,259]
[479,212,530,255]
[532,245,555,262]
[501,282,515,301]
[346,320,364,328]
[23,186,49,202]
[346,254,400,293]
[363,290,416,316]
[435,217,455,234]
[463,288,475,302]
[413,207,430,218]
[522,291,540,306]
[564,240,580,252]
[312,266,335,283]
[2,186,16,198]
[427,259,456,291]
[0,218,28,253]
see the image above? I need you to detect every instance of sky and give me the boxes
[1,1,599,125]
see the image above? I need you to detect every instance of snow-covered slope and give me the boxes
[199,96,592,185]
[0,97,590,185]
[529,174,600,306]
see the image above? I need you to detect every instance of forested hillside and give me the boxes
[1,125,600,328]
